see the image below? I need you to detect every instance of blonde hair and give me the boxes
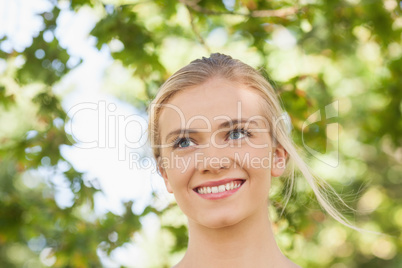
[148,53,356,230]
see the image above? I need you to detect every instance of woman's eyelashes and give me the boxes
[171,127,252,149]
[226,127,252,141]
[172,137,195,149]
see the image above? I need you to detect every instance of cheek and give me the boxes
[248,167,272,203]
[233,147,273,170]
[163,155,195,188]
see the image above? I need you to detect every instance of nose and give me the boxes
[195,144,232,174]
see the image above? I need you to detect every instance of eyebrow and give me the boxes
[164,118,259,143]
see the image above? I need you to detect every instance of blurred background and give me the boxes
[0,0,401,267]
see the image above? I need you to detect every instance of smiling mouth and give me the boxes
[194,180,245,195]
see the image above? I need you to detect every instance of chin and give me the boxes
[193,210,246,229]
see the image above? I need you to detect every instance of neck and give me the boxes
[177,205,296,268]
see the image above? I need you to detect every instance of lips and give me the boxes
[193,179,246,200]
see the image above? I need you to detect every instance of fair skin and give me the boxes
[157,77,300,268]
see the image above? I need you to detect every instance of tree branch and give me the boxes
[185,5,211,53]
[251,6,299,18]
[180,0,301,18]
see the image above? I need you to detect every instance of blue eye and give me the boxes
[228,131,243,140]
[228,128,249,140]
[179,139,191,147]
[174,137,194,148]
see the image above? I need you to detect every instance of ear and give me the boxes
[158,165,173,193]
[271,145,288,177]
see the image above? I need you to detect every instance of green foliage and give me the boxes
[91,5,165,78]
[0,85,15,109]
[0,0,401,267]
[16,7,72,85]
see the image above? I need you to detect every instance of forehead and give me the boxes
[158,78,266,137]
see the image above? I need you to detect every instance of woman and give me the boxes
[148,53,350,267]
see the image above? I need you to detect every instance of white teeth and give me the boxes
[197,181,244,195]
